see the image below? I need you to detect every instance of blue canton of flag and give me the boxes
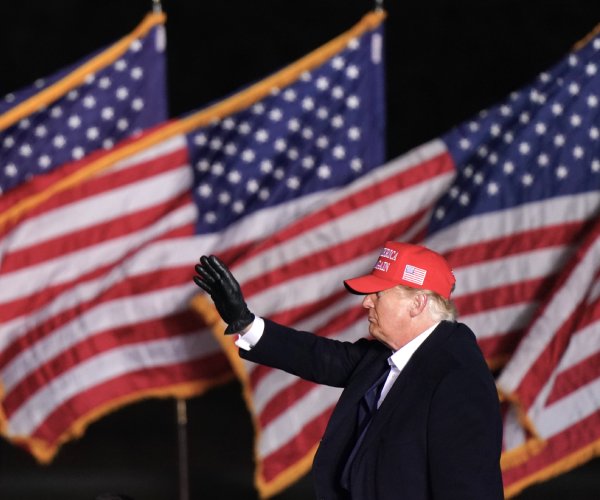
[187,25,385,235]
[0,14,167,195]
[433,34,600,234]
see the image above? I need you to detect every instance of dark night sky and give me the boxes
[0,1,599,499]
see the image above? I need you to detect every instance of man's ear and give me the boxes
[410,293,428,317]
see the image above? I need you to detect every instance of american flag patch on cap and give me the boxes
[402,264,427,286]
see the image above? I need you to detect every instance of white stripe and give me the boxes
[555,320,600,375]
[427,191,600,253]
[503,404,528,451]
[0,202,196,305]
[2,163,192,253]
[459,302,537,341]
[497,234,600,392]
[1,283,198,392]
[259,384,342,457]
[6,329,220,436]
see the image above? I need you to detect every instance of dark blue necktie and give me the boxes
[341,365,390,490]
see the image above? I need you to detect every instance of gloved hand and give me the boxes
[193,255,255,334]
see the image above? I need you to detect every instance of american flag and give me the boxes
[195,24,600,498]
[0,11,385,463]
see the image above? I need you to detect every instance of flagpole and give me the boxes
[176,399,190,500]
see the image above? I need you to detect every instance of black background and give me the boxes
[0,1,599,499]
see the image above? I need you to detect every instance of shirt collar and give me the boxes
[388,322,440,372]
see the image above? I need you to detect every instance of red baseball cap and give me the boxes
[344,242,456,299]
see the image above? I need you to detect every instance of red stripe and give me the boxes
[2,310,210,416]
[0,261,196,369]
[0,222,195,324]
[28,354,230,446]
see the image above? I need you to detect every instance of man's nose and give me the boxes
[362,294,375,309]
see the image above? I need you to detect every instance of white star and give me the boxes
[539,72,551,83]
[556,165,568,178]
[568,55,578,66]
[274,168,285,180]
[241,149,256,162]
[449,186,460,199]
[132,98,144,111]
[346,95,360,109]
[35,78,46,88]
[283,89,297,102]
[204,212,217,224]
[346,65,360,79]
[592,159,600,173]
[500,105,512,116]
[317,107,329,120]
[317,165,331,179]
[238,122,251,135]
[67,90,79,101]
[131,67,143,80]
[458,138,470,150]
[463,165,474,178]
[99,77,112,89]
[259,188,270,200]
[5,163,17,177]
[274,139,287,152]
[551,103,563,115]
[332,56,345,70]
[34,125,48,138]
[521,173,534,186]
[286,176,300,190]
[227,170,242,184]
[116,87,129,100]
[331,115,344,128]
[288,119,300,131]
[590,127,599,140]
[83,96,96,108]
[194,133,207,146]
[130,39,143,52]
[586,63,597,76]
[468,121,479,132]
[72,147,85,160]
[255,129,269,142]
[568,82,580,95]
[38,155,52,168]
[588,95,599,108]
[260,159,273,173]
[504,132,514,144]
[348,127,361,140]
[196,159,210,172]
[218,191,231,205]
[594,39,600,50]
[331,86,344,99]
[302,97,315,111]
[573,146,584,159]
[488,153,498,165]
[347,38,360,50]
[53,135,66,148]
[87,127,100,140]
[50,106,63,118]
[350,158,362,171]
[537,153,549,167]
[19,144,32,157]
[222,118,236,130]
[270,87,280,96]
[302,157,315,169]
[535,122,547,135]
[68,115,82,129]
[101,107,115,120]
[518,142,531,155]
[103,138,114,149]
[232,201,245,214]
[553,134,565,147]
[246,179,259,193]
[459,193,470,206]
[474,172,484,185]
[210,138,223,150]
[519,112,530,124]
[18,118,30,129]
[300,71,312,82]
[287,148,299,160]
[224,143,237,156]
[503,161,515,174]
[117,118,129,131]
[252,103,265,115]
[487,182,499,195]
[4,93,15,103]
[269,108,283,121]
[210,162,225,176]
[570,114,582,127]
[435,207,446,220]
[490,124,501,137]
[333,145,346,159]
[3,135,14,148]
[477,146,488,158]
[302,127,314,139]
[115,59,127,71]
[316,136,329,149]
[316,77,330,90]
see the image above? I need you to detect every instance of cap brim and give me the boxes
[343,274,400,295]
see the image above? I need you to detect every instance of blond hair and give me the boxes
[397,285,457,322]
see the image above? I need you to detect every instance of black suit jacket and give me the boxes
[240,319,504,500]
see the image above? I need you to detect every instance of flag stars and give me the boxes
[18,118,31,130]
[302,156,315,169]
[348,127,361,140]
[332,56,345,70]
[435,207,446,220]
[503,161,515,174]
[537,153,550,167]
[255,129,269,142]
[588,95,598,108]
[535,122,547,135]
[19,144,33,157]
[99,77,112,89]
[317,165,331,179]
[115,59,127,71]
[521,173,534,186]
[232,201,245,214]
[116,87,129,100]
[117,118,129,131]
[346,95,360,109]
[287,148,299,160]
[196,159,210,172]
[346,65,360,79]
[333,145,346,159]
[556,165,569,178]
[193,133,207,146]
[38,155,52,169]
[260,159,273,174]
[568,55,578,67]
[218,192,231,205]
[50,106,63,118]
[53,135,66,148]
[204,212,217,224]
[570,114,582,127]
[268,108,283,121]
[287,119,300,132]
[252,103,265,115]
[459,138,471,150]
[3,135,15,148]
[487,182,499,195]
[34,125,48,138]
[590,127,599,140]
[5,163,17,177]
[302,97,315,111]
[101,107,115,120]
[572,146,584,159]
[283,89,297,102]
[459,193,470,206]
[286,176,301,190]
[302,127,314,140]
[331,86,344,99]
[331,115,344,128]
[316,136,329,149]
[350,158,363,172]
[551,103,563,116]
[317,107,329,120]
[519,112,530,124]
[67,90,79,101]
[518,142,531,155]
[273,167,285,180]
[132,98,144,111]
[238,122,251,135]
[449,186,460,199]
[568,82,580,95]
[246,179,259,193]
[258,188,270,200]
[553,134,565,147]
[490,124,501,137]
[586,63,598,76]
[274,138,287,152]
[468,121,479,132]
[83,95,96,108]
[224,143,238,156]
[316,77,330,90]
[504,132,514,144]
[103,138,114,149]
[500,105,512,116]
[68,115,82,129]
[209,137,223,150]
[241,149,256,162]
[347,38,360,50]
[592,159,600,173]
[131,67,144,80]
[210,161,225,176]
[72,147,85,160]
[473,172,485,185]
[86,127,100,140]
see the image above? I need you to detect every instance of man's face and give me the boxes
[361,286,420,350]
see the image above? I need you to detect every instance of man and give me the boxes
[194,241,504,499]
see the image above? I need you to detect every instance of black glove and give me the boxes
[193,255,255,335]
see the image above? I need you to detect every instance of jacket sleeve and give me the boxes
[427,368,504,499]
[239,318,376,387]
